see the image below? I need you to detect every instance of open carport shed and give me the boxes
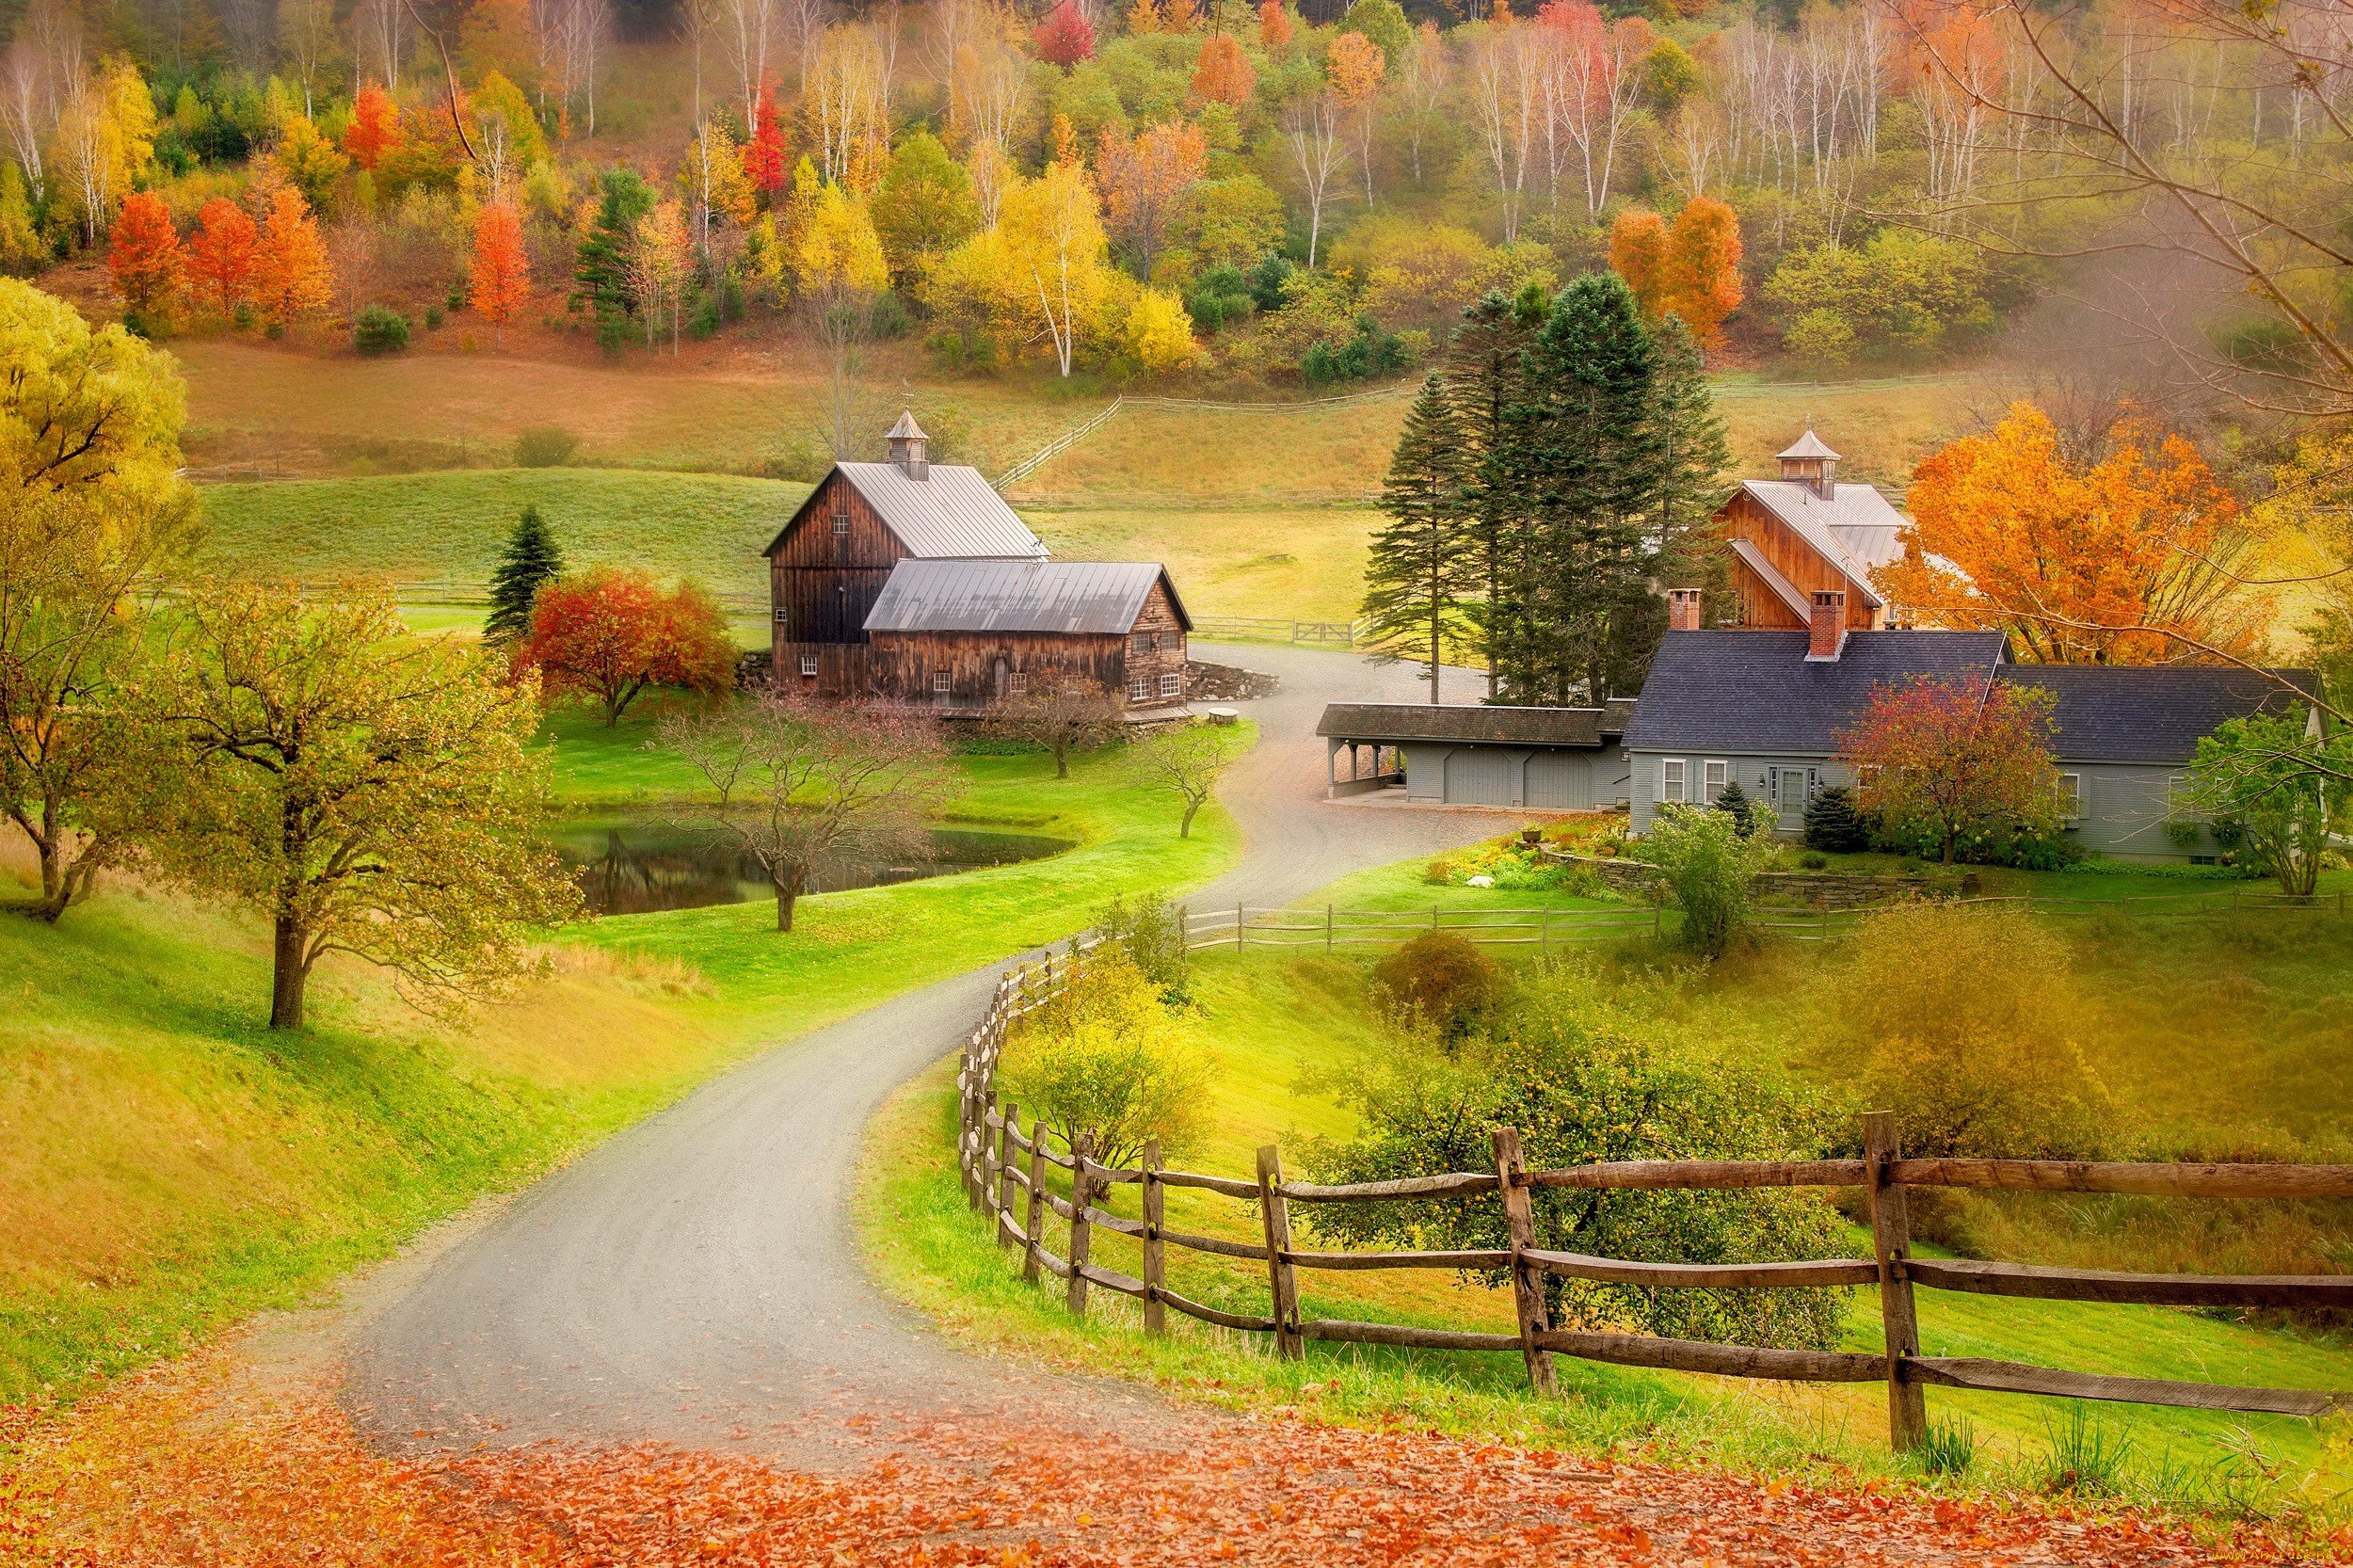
[1316,701,1635,808]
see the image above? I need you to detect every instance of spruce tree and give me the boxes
[1363,374,1477,702]
[1803,784,1871,854]
[1715,776,1757,838]
[572,167,654,349]
[1647,312,1735,664]
[1443,283,1548,700]
[487,504,565,644]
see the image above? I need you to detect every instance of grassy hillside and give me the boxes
[0,715,1249,1416]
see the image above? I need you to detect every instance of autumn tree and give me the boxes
[681,119,756,257]
[742,86,788,196]
[516,567,739,725]
[149,579,581,1030]
[105,190,183,321]
[1096,121,1206,278]
[469,200,530,346]
[871,130,979,286]
[1190,33,1255,110]
[1881,404,2264,665]
[985,668,1122,776]
[1327,30,1385,207]
[251,184,333,327]
[791,181,890,456]
[629,198,693,353]
[936,160,1110,377]
[187,198,259,319]
[1033,0,1095,69]
[661,688,957,932]
[1609,207,1669,319]
[1130,721,1234,839]
[1839,677,2063,865]
[344,81,400,168]
[0,279,200,921]
[1257,0,1293,51]
[1362,374,1477,702]
[1661,197,1740,350]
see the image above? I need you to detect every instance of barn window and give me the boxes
[1133,632,1156,654]
[831,512,851,536]
[1660,759,1687,804]
[773,607,789,624]
[799,656,819,678]
[1704,760,1727,801]
[1159,673,1182,697]
[932,672,952,694]
[1007,672,1030,695]
[1128,676,1150,702]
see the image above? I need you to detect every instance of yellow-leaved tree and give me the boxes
[792,182,891,455]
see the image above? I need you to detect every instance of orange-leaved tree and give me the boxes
[1609,208,1669,319]
[1327,31,1385,206]
[344,82,401,169]
[251,184,333,327]
[469,200,530,345]
[1839,676,2062,864]
[1663,196,1741,349]
[187,198,259,318]
[1881,402,2266,665]
[515,568,739,726]
[1190,33,1256,110]
[1258,0,1293,50]
[106,191,184,319]
[1096,120,1206,277]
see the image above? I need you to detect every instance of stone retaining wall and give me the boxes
[1547,850,1947,908]
[1185,659,1280,700]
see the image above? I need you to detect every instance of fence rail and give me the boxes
[956,945,2353,1448]
[1192,616,1366,648]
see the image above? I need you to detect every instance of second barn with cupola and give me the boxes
[762,411,1193,713]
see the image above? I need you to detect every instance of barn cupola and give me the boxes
[1778,430,1840,499]
[886,409,931,480]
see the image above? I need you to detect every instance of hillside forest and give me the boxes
[5,0,2345,409]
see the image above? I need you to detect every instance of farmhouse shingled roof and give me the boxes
[863,559,1192,635]
[1624,630,2008,754]
[1996,664,2320,765]
[1316,702,1633,748]
[760,461,1048,561]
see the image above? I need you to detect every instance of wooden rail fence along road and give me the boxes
[955,950,2353,1450]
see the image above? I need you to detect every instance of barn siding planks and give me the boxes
[1721,491,1882,632]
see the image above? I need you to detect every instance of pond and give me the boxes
[546,818,1076,916]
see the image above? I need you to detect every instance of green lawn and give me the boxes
[861,943,2353,1528]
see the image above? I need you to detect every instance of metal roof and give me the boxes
[1996,664,2319,764]
[1739,479,1906,607]
[1317,702,1629,747]
[1730,536,1813,620]
[864,558,1191,635]
[1779,430,1843,461]
[1624,630,2008,754]
[885,408,928,440]
[761,462,1048,561]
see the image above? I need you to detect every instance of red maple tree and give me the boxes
[1034,0,1096,69]
[1838,676,2062,863]
[344,83,402,170]
[742,87,788,196]
[186,198,259,318]
[515,568,740,725]
[469,200,530,345]
[106,191,184,319]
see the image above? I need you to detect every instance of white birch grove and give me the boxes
[1283,87,1347,266]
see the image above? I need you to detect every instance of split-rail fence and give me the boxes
[956,947,2353,1450]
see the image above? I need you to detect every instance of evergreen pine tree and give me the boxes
[572,167,654,349]
[1715,776,1756,838]
[1443,282,1548,700]
[487,504,565,644]
[1495,271,1666,705]
[1803,784,1871,854]
[1363,374,1478,702]
[1646,312,1734,665]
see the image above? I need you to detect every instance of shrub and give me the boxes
[1831,904,2111,1159]
[513,424,581,467]
[1092,892,1190,1002]
[424,304,445,329]
[1422,857,1453,885]
[1802,784,1870,854]
[1312,968,1846,1350]
[999,951,1208,1168]
[352,303,410,356]
[1800,851,1828,870]
[1641,803,1766,957]
[1370,932,1497,1042]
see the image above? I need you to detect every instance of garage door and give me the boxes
[1525,752,1589,810]
[1444,747,1518,807]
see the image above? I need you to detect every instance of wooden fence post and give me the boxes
[1142,1138,1167,1335]
[1023,1119,1048,1283]
[993,1100,1019,1251]
[1865,1110,1929,1451]
[1257,1144,1303,1359]
[1492,1127,1558,1395]
[1236,904,1245,952]
[1326,904,1334,953]
[1067,1133,1096,1318]
[959,1064,979,1208]
[1541,907,1549,957]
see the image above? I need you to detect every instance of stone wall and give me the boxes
[1185,659,1280,700]
[1547,850,1948,908]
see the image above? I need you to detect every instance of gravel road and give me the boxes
[345,645,1507,1465]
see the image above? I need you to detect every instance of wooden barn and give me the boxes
[763,412,1193,713]
[1705,431,1906,635]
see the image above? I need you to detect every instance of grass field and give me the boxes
[859,934,2353,1528]
[0,713,1250,1416]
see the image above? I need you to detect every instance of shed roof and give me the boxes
[762,461,1048,561]
[1624,630,2008,754]
[1317,702,1631,748]
[1738,479,1906,605]
[1996,664,2319,764]
[1780,430,1842,461]
[864,558,1191,635]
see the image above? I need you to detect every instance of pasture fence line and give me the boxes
[993,398,1126,490]
[954,940,2353,1450]
[1192,615,1367,648]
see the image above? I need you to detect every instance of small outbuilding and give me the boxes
[1316,701,1636,808]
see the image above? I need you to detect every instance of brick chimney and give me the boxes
[1667,588,1703,632]
[885,408,930,480]
[1807,589,1847,660]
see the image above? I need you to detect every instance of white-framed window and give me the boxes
[2057,772,2085,818]
[799,655,819,678]
[1704,760,1727,800]
[1660,758,1687,804]
[831,512,851,536]
[932,671,952,694]
[1128,676,1151,702]
[774,607,790,624]
[1006,671,1030,695]
[1160,672,1182,697]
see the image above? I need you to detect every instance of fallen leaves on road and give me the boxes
[3,1343,2335,1567]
